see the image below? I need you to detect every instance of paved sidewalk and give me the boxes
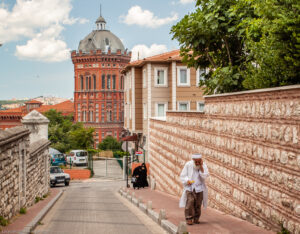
[128,187,274,234]
[1,188,60,234]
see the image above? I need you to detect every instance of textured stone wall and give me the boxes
[149,85,300,233]
[0,127,50,220]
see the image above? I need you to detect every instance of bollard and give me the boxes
[159,209,166,221]
[177,221,188,234]
[147,201,152,210]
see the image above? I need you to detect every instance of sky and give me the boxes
[0,0,196,100]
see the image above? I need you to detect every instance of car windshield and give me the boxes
[76,152,87,157]
[54,154,65,159]
[50,167,63,173]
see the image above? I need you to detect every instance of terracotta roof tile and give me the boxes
[36,100,74,115]
[123,50,182,72]
[25,99,43,104]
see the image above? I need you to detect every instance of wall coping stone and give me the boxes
[0,126,30,146]
[29,139,51,156]
[204,84,300,99]
[21,110,50,124]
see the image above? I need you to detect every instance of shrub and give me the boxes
[0,216,9,226]
[19,207,27,214]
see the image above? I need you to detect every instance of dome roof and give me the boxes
[96,16,106,23]
[78,30,125,53]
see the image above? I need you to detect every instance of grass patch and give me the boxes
[0,216,9,226]
[19,207,27,214]
[277,223,291,234]
[35,196,42,203]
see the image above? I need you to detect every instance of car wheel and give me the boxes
[65,181,69,186]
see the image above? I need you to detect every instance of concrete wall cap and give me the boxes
[204,84,300,99]
[21,110,50,124]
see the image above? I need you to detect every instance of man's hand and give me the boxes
[199,165,204,173]
[187,180,194,185]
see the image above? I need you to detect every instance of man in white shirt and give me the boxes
[179,153,209,225]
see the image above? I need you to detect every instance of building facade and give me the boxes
[71,14,131,146]
[0,100,74,130]
[122,50,206,161]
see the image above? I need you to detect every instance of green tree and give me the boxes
[69,127,95,149]
[44,110,94,152]
[98,136,122,151]
[170,0,300,94]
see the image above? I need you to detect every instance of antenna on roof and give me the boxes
[100,4,102,17]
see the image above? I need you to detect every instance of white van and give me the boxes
[67,150,88,166]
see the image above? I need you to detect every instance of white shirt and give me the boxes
[186,167,205,193]
[179,160,209,208]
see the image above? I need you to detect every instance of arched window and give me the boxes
[120,76,124,89]
[80,75,84,90]
[93,75,96,90]
[85,77,88,90]
[112,75,116,89]
[107,75,111,89]
[107,110,112,122]
[88,76,91,90]
[102,74,105,89]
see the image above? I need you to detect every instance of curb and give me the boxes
[119,188,188,234]
[22,189,64,234]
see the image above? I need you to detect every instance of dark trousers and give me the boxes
[185,190,203,221]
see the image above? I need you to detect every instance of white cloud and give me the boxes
[180,0,195,4]
[15,25,69,62]
[0,0,88,62]
[131,44,168,61]
[121,6,178,28]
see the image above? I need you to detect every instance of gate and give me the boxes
[93,157,125,179]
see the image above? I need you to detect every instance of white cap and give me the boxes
[192,153,202,159]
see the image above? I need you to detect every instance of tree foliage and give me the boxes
[98,136,122,152]
[44,109,94,153]
[170,0,300,94]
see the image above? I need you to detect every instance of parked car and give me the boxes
[50,148,67,166]
[50,166,70,187]
[66,150,88,166]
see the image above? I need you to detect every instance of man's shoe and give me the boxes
[186,220,193,225]
[193,220,200,224]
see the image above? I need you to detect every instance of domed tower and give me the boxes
[71,12,131,146]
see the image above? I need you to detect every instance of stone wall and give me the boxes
[149,85,300,233]
[0,111,51,220]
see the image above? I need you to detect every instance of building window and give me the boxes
[107,75,111,89]
[143,103,147,119]
[112,75,116,89]
[155,102,167,118]
[196,68,208,87]
[80,76,84,90]
[89,76,92,90]
[154,67,168,87]
[178,101,190,111]
[82,111,86,122]
[107,110,112,122]
[102,132,105,138]
[143,69,146,88]
[197,102,205,112]
[77,112,81,122]
[85,77,88,90]
[120,76,124,89]
[177,66,190,86]
[102,74,105,89]
[93,75,96,90]
[89,111,93,122]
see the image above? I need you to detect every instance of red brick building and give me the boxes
[71,14,131,146]
[0,100,74,129]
